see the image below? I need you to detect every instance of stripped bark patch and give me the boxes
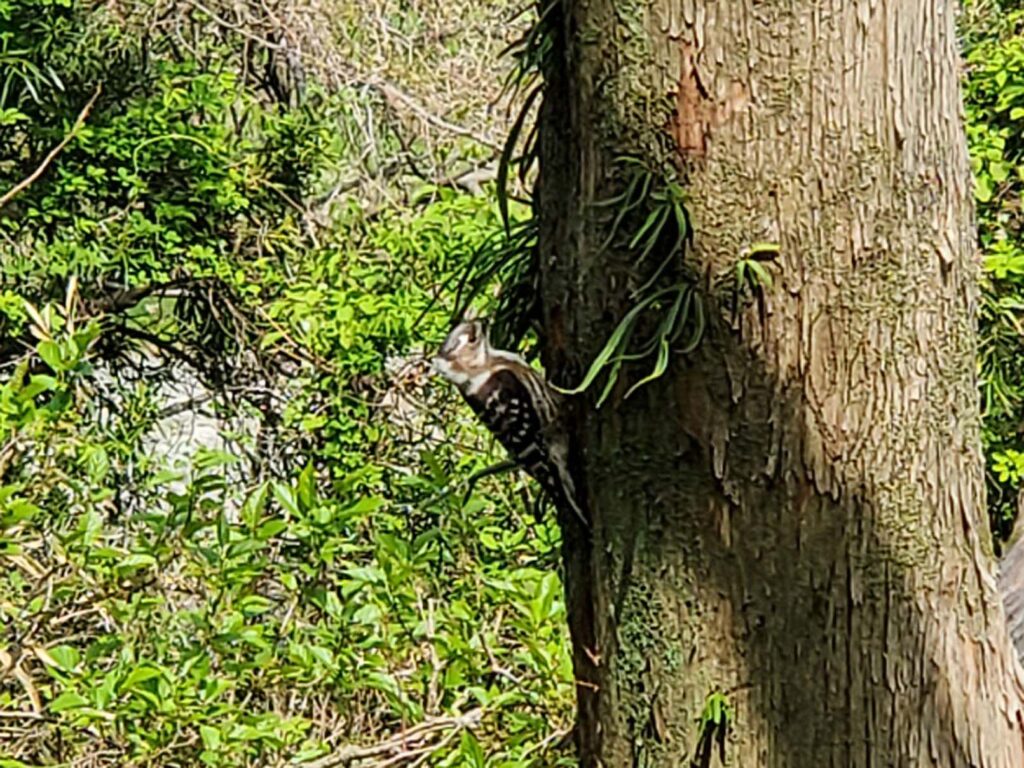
[670,43,749,157]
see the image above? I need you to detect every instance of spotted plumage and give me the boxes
[433,320,585,525]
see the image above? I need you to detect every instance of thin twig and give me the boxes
[0,85,102,210]
[184,0,286,49]
[0,710,48,720]
[373,80,500,151]
[302,709,483,768]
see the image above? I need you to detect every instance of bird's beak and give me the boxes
[432,356,451,376]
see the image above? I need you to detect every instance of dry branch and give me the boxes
[0,85,103,211]
[303,709,483,768]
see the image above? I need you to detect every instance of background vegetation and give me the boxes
[1,0,1023,765]
[965,0,1024,543]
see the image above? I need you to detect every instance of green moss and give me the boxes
[578,0,677,166]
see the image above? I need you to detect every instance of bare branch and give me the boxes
[373,80,501,151]
[0,85,103,211]
[302,709,484,768]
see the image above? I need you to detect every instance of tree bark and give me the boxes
[537,0,1024,765]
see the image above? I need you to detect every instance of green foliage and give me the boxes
[266,189,530,472]
[496,0,558,226]
[1,0,573,764]
[450,214,538,351]
[560,283,704,407]
[458,1,559,353]
[559,158,702,406]
[6,1,1024,765]
[2,215,573,763]
[963,4,1024,539]
[690,691,731,767]
[594,158,692,295]
[731,244,779,293]
[719,243,780,332]
[2,396,572,763]
[698,691,731,731]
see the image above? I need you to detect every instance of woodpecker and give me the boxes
[433,320,586,526]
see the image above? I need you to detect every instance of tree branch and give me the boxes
[372,80,501,151]
[87,277,211,316]
[0,85,103,211]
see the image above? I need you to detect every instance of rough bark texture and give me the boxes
[537,0,1024,765]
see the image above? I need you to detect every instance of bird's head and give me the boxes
[433,320,489,386]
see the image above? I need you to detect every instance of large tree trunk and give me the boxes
[537,0,1024,765]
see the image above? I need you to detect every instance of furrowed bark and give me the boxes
[537,0,1024,765]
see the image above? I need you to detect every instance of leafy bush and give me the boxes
[1,0,573,765]
[7,0,1024,765]
[964,4,1024,541]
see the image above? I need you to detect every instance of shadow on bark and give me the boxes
[557,296,1013,766]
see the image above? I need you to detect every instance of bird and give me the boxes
[433,319,586,526]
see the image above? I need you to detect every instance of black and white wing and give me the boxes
[467,368,550,475]
[463,366,584,524]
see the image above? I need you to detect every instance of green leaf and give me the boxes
[241,483,269,529]
[21,375,57,399]
[679,294,706,354]
[459,729,487,768]
[1,499,40,526]
[990,160,1011,183]
[120,665,163,691]
[747,260,774,289]
[497,85,541,233]
[339,496,385,520]
[37,340,63,372]
[976,174,994,202]
[560,284,687,399]
[297,463,317,511]
[748,241,780,256]
[629,204,669,250]
[625,337,670,400]
[239,595,274,616]
[49,691,89,713]
[199,724,221,750]
[595,167,647,253]
[352,603,382,625]
[46,645,80,672]
[273,483,299,516]
[0,108,28,126]
[120,553,156,569]
[257,519,288,539]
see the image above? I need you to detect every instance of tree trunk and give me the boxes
[537,0,1024,765]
